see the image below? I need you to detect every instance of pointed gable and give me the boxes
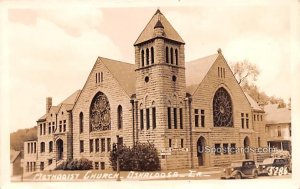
[134,9,184,46]
[37,90,81,121]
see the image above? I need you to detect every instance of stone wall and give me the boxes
[72,58,133,170]
[190,54,256,167]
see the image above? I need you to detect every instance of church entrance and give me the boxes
[197,136,206,166]
[244,136,250,159]
[56,139,63,160]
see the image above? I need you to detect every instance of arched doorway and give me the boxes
[56,139,63,160]
[197,136,206,166]
[244,136,250,159]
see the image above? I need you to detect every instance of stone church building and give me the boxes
[22,9,268,172]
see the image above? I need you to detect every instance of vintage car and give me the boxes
[221,160,258,179]
[258,158,290,176]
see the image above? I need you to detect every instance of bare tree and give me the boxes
[231,60,260,85]
[232,60,288,107]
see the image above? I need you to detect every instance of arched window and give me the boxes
[40,142,45,153]
[79,112,83,133]
[146,48,149,65]
[170,48,174,64]
[213,87,233,127]
[175,49,178,65]
[167,107,171,129]
[90,92,111,131]
[151,47,154,64]
[141,50,145,67]
[166,47,169,63]
[49,141,53,152]
[117,105,123,129]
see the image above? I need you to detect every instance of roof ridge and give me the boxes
[98,56,134,66]
[187,53,219,63]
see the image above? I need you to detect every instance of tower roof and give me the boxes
[134,9,185,46]
[154,19,164,29]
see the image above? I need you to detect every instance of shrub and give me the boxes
[55,158,93,170]
[271,150,291,159]
[109,142,161,171]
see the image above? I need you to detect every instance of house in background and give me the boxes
[264,104,291,153]
[10,150,22,176]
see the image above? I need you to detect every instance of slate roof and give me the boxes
[99,57,136,96]
[61,90,81,105]
[244,93,263,111]
[134,9,184,45]
[10,150,21,163]
[185,53,219,94]
[37,90,81,121]
[264,104,291,124]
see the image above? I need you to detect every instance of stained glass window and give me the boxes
[90,92,111,131]
[213,87,233,127]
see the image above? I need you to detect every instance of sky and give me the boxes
[0,1,297,133]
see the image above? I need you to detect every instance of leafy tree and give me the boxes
[110,142,161,171]
[10,126,37,152]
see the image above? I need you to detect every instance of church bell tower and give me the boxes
[133,9,187,152]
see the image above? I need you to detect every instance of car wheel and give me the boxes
[235,173,242,179]
[253,171,258,178]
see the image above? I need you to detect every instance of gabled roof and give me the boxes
[10,150,21,163]
[99,57,136,96]
[61,90,81,105]
[244,93,263,111]
[134,9,184,45]
[49,106,60,114]
[264,104,291,124]
[37,90,81,121]
[186,53,219,94]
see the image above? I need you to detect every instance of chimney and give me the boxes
[46,97,52,113]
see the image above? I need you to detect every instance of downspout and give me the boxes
[55,113,58,163]
[188,95,194,169]
[130,99,135,146]
[69,111,73,160]
[135,101,139,142]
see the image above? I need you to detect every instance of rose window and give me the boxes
[213,87,233,127]
[90,92,111,131]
